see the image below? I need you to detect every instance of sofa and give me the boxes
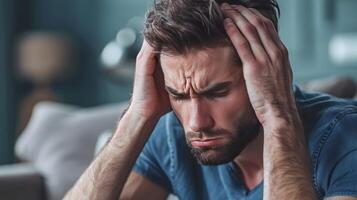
[0,102,126,200]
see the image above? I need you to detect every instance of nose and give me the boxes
[188,98,214,132]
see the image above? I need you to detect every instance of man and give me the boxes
[65,0,357,199]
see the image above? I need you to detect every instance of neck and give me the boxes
[233,131,264,191]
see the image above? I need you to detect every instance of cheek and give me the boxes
[169,98,186,122]
[211,89,251,129]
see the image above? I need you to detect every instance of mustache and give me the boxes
[186,128,231,139]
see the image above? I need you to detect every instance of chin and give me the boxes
[190,145,243,165]
[191,149,239,165]
[187,125,261,165]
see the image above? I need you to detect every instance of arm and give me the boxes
[64,41,171,200]
[119,172,168,200]
[64,110,165,200]
[221,3,316,199]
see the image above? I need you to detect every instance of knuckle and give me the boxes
[237,40,250,49]
[259,57,271,67]
[265,19,274,28]
[226,26,238,36]
[225,21,236,31]
[244,23,257,35]
[267,20,277,32]
[252,17,265,28]
[272,49,284,62]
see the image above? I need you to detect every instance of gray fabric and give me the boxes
[94,130,113,156]
[15,101,127,200]
[0,163,45,200]
[304,76,357,99]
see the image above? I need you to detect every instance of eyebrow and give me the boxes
[165,81,232,97]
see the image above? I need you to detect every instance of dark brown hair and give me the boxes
[144,0,279,55]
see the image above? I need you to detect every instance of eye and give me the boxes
[205,91,229,99]
[171,94,188,102]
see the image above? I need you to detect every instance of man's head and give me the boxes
[144,0,279,165]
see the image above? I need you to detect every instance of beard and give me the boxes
[185,114,261,165]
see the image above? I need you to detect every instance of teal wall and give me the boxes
[27,0,151,105]
[0,0,15,164]
[279,0,357,82]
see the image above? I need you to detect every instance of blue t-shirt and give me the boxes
[133,86,357,200]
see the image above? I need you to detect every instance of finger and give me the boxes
[248,8,291,73]
[138,40,153,56]
[249,8,280,43]
[249,7,289,62]
[223,17,255,64]
[154,61,169,98]
[245,7,292,85]
[221,4,268,63]
[136,40,157,75]
[233,5,281,64]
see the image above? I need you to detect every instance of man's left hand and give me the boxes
[221,3,299,132]
[221,4,319,200]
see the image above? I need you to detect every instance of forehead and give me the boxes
[160,46,238,70]
[159,46,242,89]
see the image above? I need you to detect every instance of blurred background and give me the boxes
[1,0,357,199]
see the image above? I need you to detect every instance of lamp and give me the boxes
[100,16,143,82]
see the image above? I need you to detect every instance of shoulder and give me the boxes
[133,112,189,192]
[314,110,357,198]
[295,86,357,149]
[295,87,357,198]
[148,112,186,152]
[145,112,190,173]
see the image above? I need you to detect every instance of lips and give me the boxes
[190,137,225,148]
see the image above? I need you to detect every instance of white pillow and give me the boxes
[15,101,128,200]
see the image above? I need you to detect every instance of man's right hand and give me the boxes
[128,40,171,120]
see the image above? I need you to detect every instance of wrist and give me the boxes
[258,99,300,128]
[262,110,303,135]
[125,104,162,121]
[110,107,161,143]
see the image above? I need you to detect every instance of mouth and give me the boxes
[190,137,225,148]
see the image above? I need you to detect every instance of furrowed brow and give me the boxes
[165,86,187,97]
[165,81,232,97]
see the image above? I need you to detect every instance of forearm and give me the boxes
[263,115,317,200]
[64,109,159,200]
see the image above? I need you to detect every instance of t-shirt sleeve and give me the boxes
[326,149,357,197]
[132,115,173,192]
[319,111,357,198]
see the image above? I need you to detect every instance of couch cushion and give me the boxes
[0,163,45,200]
[15,101,127,200]
[304,76,357,99]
